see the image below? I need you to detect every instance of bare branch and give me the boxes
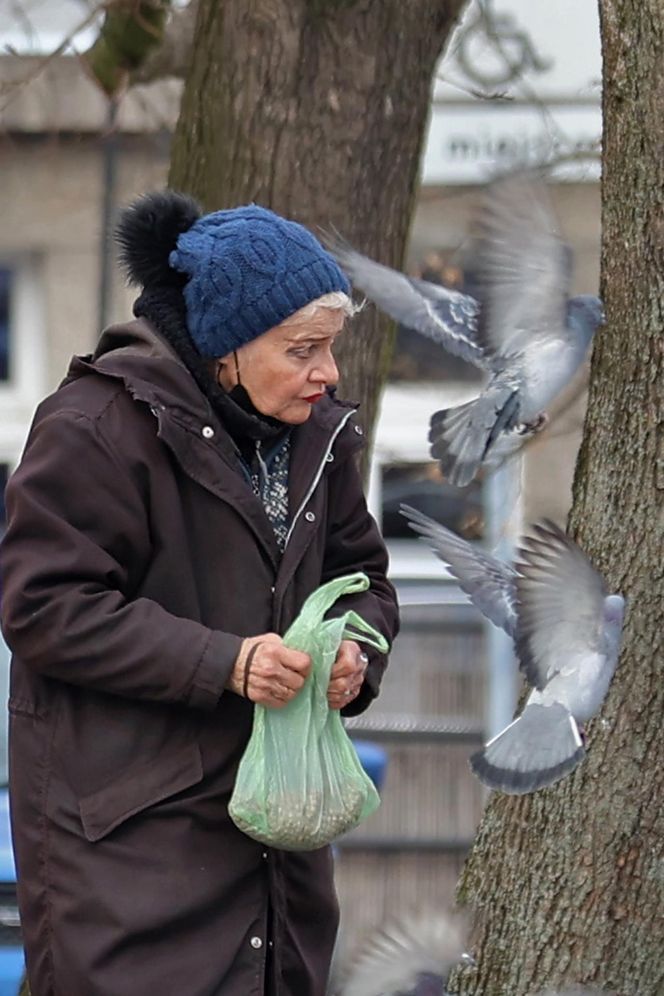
[435,70,515,102]
[0,2,107,112]
[5,0,39,51]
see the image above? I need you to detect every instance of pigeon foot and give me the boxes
[518,411,549,436]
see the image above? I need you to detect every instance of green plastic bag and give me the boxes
[229,573,389,850]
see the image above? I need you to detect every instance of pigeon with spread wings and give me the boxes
[401,506,625,794]
[338,910,471,996]
[326,176,603,487]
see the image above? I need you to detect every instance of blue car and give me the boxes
[0,637,23,995]
[352,739,388,793]
[0,791,22,995]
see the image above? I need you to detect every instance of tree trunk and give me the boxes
[168,0,467,469]
[453,3,664,994]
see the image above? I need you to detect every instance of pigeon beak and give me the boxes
[460,951,477,968]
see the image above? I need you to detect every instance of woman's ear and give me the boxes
[215,351,238,390]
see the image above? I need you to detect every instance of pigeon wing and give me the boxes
[341,910,467,996]
[468,175,574,363]
[401,504,518,636]
[323,235,487,368]
[514,520,608,691]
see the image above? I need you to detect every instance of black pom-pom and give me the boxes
[115,189,201,288]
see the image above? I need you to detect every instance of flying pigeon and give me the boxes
[338,910,472,996]
[326,175,604,487]
[401,506,625,794]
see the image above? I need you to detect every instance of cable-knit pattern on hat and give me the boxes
[168,205,349,357]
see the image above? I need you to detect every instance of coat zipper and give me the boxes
[283,409,356,550]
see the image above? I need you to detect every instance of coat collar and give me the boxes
[65,319,365,569]
[66,318,361,453]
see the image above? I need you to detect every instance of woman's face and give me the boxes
[217,307,344,424]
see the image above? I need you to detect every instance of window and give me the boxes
[0,462,7,531]
[0,254,45,465]
[0,268,10,382]
[0,463,9,786]
[381,460,484,541]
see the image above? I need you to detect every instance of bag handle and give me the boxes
[287,572,370,634]
[341,610,390,654]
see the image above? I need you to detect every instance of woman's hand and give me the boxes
[227,634,312,708]
[327,640,368,710]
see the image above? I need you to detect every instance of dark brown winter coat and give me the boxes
[0,319,398,996]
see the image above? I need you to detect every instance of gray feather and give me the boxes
[467,521,625,794]
[401,510,624,795]
[515,520,612,692]
[429,382,521,488]
[322,233,485,368]
[340,911,468,996]
[430,175,601,485]
[325,176,602,488]
[324,177,602,487]
[400,504,517,637]
[470,702,585,794]
[467,174,574,363]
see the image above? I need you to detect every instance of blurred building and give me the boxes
[0,0,602,956]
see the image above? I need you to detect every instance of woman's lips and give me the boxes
[303,393,324,403]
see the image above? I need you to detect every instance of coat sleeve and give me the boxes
[321,453,400,717]
[0,409,241,710]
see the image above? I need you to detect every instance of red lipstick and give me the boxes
[303,393,324,403]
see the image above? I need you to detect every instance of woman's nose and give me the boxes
[311,350,339,386]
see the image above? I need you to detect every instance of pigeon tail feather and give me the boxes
[469,702,585,794]
[429,386,519,487]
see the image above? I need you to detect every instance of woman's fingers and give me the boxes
[230,635,368,710]
[244,641,312,707]
[327,641,368,708]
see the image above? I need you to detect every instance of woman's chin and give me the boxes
[276,401,315,425]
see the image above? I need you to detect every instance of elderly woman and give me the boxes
[0,192,399,996]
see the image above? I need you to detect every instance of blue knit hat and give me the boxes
[168,204,350,357]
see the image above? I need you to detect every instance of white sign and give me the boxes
[421,102,601,185]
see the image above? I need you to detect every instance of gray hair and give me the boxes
[282,291,363,326]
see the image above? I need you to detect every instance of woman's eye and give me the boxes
[290,346,314,359]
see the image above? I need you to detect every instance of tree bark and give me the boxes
[453,2,664,994]
[168,0,467,470]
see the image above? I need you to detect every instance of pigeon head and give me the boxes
[604,593,625,625]
[408,970,448,995]
[566,294,605,346]
[602,593,626,661]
